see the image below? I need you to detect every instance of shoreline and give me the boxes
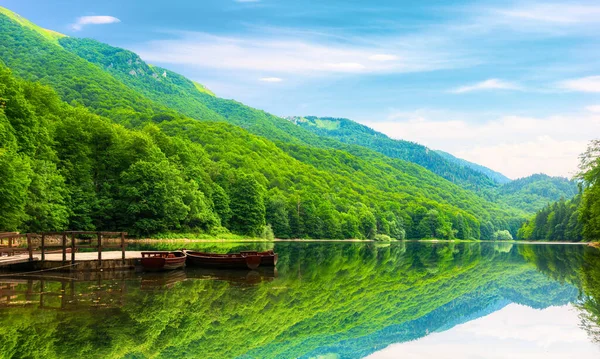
[134,238,596,245]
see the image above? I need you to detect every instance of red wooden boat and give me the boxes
[240,250,278,266]
[184,250,267,270]
[141,251,186,271]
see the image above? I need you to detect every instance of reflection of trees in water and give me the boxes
[579,248,600,345]
[519,243,600,346]
[0,242,588,359]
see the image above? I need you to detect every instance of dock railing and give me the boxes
[0,231,128,265]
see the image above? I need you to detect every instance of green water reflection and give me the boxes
[1,242,599,359]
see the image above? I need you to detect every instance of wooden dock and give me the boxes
[0,231,145,272]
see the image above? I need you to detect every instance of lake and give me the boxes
[1,241,600,359]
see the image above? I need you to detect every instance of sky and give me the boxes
[367,303,600,358]
[3,0,600,178]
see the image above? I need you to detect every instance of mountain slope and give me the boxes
[0,7,526,238]
[494,174,579,213]
[435,150,511,184]
[287,116,498,190]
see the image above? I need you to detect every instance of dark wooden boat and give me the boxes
[140,251,186,271]
[240,250,278,266]
[184,251,264,270]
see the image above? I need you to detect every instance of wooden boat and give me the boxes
[184,251,265,270]
[240,250,278,266]
[140,251,186,271]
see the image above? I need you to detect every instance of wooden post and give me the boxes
[8,236,12,256]
[27,234,33,261]
[41,234,45,261]
[121,232,125,264]
[97,232,102,266]
[71,233,76,265]
[62,233,67,263]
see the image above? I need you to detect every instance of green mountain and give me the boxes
[435,150,511,184]
[288,116,498,190]
[0,7,528,239]
[494,174,579,213]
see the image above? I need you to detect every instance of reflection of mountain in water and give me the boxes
[243,264,578,359]
[0,242,597,359]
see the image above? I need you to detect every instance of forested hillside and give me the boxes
[0,7,527,239]
[493,174,578,213]
[288,116,498,190]
[289,116,579,213]
[518,141,599,241]
[435,150,511,184]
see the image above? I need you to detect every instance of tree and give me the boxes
[579,140,600,241]
[266,190,291,238]
[229,173,266,236]
[116,159,190,235]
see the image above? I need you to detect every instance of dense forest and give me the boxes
[518,140,600,241]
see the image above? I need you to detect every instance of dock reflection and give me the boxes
[0,266,278,308]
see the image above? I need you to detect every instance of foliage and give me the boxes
[493,229,513,240]
[492,173,578,213]
[518,140,600,241]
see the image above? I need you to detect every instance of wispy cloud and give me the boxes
[71,16,120,31]
[450,79,521,94]
[559,76,600,92]
[259,77,282,82]
[496,3,600,24]
[368,54,399,62]
[134,32,471,76]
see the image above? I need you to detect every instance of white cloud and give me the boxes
[369,54,399,61]
[497,4,600,25]
[259,77,283,82]
[586,105,600,113]
[362,110,600,178]
[559,76,600,93]
[71,16,120,31]
[134,32,471,76]
[450,79,521,94]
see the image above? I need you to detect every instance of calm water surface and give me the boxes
[1,242,600,359]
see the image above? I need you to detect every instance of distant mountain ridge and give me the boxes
[287,116,500,190]
[435,150,512,184]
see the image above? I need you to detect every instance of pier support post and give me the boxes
[71,233,76,265]
[97,232,102,266]
[27,234,33,261]
[41,234,45,261]
[121,232,125,264]
[62,233,67,263]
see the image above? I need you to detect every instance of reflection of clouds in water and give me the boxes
[367,303,600,359]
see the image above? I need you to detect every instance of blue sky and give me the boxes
[3,0,600,178]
